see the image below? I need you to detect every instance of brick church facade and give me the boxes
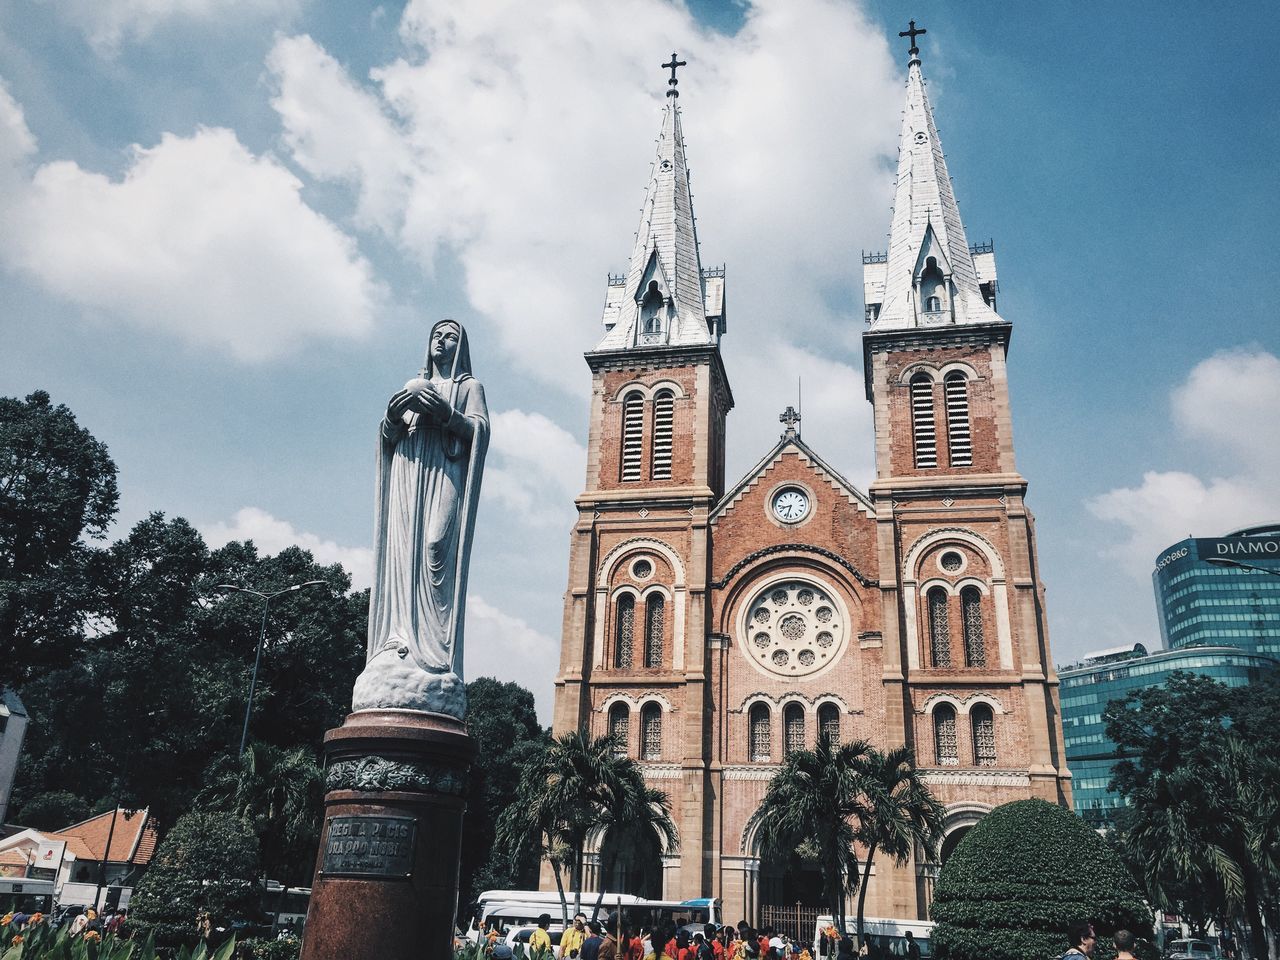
[550,36,1072,922]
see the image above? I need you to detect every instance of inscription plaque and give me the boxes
[320,814,417,879]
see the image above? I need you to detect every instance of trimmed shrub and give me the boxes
[932,799,1150,960]
[128,811,261,950]
[239,937,300,960]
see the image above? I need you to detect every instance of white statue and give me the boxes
[352,319,489,718]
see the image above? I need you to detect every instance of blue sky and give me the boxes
[2,0,1277,724]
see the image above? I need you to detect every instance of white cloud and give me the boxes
[202,507,376,589]
[53,0,300,55]
[482,408,585,527]
[1087,348,1280,576]
[0,119,381,361]
[465,595,559,724]
[265,0,901,406]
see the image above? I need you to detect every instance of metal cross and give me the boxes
[899,19,926,55]
[663,52,687,98]
[780,405,801,433]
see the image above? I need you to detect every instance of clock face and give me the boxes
[773,488,809,523]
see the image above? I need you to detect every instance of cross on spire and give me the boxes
[663,52,687,98]
[899,19,926,57]
[780,405,801,437]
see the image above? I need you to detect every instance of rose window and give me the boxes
[742,579,847,677]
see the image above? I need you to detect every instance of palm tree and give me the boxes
[591,766,679,919]
[746,736,872,934]
[850,745,945,944]
[499,730,668,922]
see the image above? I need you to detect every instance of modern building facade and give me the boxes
[1060,643,1277,827]
[550,32,1072,924]
[0,689,29,828]
[1153,524,1280,657]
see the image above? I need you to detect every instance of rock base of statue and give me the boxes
[299,710,474,960]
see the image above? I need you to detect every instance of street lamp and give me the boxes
[217,580,328,758]
[1204,557,1280,578]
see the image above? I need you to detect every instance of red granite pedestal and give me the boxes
[299,710,474,960]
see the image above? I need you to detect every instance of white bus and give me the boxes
[0,877,55,915]
[467,891,722,942]
[813,915,935,959]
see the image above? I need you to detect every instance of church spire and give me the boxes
[596,55,725,352]
[864,24,1001,330]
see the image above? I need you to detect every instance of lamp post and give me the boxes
[218,580,327,758]
[1204,557,1280,578]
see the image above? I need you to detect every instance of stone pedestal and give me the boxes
[300,710,474,960]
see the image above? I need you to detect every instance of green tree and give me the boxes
[459,677,549,905]
[15,790,91,830]
[591,764,678,919]
[851,745,945,943]
[498,730,675,923]
[931,798,1151,960]
[0,390,118,678]
[198,742,324,886]
[1104,671,1280,959]
[747,736,872,933]
[129,810,261,949]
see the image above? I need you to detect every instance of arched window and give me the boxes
[945,372,972,467]
[784,703,805,756]
[934,704,959,766]
[961,586,986,668]
[928,586,952,667]
[640,703,662,761]
[643,594,665,669]
[614,593,635,669]
[749,704,771,762]
[640,281,663,335]
[818,703,841,745]
[971,704,996,766]
[621,392,644,482]
[920,256,946,314]
[910,374,937,468]
[651,390,674,480]
[608,703,630,757]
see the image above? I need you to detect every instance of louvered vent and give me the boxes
[945,373,972,467]
[621,393,644,481]
[651,391,674,479]
[910,376,937,468]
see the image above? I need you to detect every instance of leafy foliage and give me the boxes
[931,799,1150,960]
[14,791,91,831]
[498,730,678,922]
[0,922,236,960]
[1103,672,1280,960]
[0,390,119,679]
[459,677,550,904]
[127,812,261,949]
[239,937,300,960]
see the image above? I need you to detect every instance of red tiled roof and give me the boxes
[49,808,159,865]
[0,849,29,867]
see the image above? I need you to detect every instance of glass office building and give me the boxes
[1059,643,1277,827]
[1153,524,1280,657]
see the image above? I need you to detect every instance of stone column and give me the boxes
[300,710,475,960]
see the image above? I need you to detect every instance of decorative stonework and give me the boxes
[723,765,780,781]
[919,768,1030,788]
[640,763,682,780]
[711,543,877,589]
[326,756,467,796]
[740,578,847,679]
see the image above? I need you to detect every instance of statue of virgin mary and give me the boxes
[352,319,489,719]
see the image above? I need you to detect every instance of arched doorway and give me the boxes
[918,803,991,917]
[939,826,970,865]
[755,837,827,941]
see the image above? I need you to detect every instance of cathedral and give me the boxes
[550,29,1072,923]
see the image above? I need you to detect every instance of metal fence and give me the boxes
[759,903,822,944]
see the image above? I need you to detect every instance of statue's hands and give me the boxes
[416,387,451,422]
[386,389,416,423]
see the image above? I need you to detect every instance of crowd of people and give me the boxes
[481,912,883,960]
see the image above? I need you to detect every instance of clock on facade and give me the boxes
[772,487,810,523]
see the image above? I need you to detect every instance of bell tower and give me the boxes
[862,27,1070,803]
[552,56,731,899]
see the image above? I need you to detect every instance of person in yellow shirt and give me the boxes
[561,913,588,959]
[530,915,555,956]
